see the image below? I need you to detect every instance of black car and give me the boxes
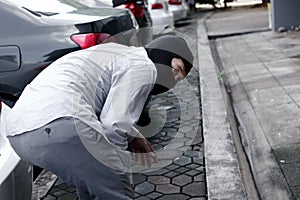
[0,0,140,106]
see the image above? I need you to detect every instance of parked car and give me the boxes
[194,0,233,8]
[0,0,140,106]
[0,98,32,200]
[75,0,152,43]
[82,0,173,36]
[148,0,174,35]
[168,0,189,21]
[123,0,154,44]
[195,0,218,8]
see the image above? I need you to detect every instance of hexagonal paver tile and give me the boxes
[134,192,140,199]
[163,127,177,133]
[148,176,170,185]
[182,182,206,197]
[146,192,163,199]
[43,196,56,200]
[191,135,203,146]
[193,157,204,165]
[152,143,163,150]
[56,182,70,190]
[184,150,201,158]
[65,187,76,193]
[156,184,180,194]
[157,149,182,160]
[185,163,201,169]
[135,182,155,195]
[191,145,200,150]
[152,160,175,170]
[166,131,177,137]
[133,174,147,185]
[160,136,172,141]
[194,173,205,182]
[185,169,201,177]
[195,166,205,173]
[165,164,180,171]
[136,196,151,200]
[174,167,190,173]
[164,171,180,178]
[51,189,68,197]
[164,142,185,150]
[150,139,162,144]
[179,126,194,132]
[172,174,192,186]
[173,156,192,166]
[57,192,78,200]
[157,194,190,200]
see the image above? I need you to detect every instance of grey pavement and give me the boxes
[203,5,300,200]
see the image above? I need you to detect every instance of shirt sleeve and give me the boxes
[99,64,156,149]
[127,126,140,143]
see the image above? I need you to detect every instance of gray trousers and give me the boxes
[8,117,132,200]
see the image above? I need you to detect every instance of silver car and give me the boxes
[168,0,189,21]
[148,0,174,35]
[0,99,32,200]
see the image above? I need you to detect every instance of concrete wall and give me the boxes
[271,0,300,31]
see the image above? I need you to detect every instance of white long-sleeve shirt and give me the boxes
[5,43,157,150]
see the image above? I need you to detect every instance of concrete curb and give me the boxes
[197,14,247,199]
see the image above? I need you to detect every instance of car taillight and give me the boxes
[125,3,144,18]
[71,33,115,49]
[152,3,163,9]
[168,0,182,5]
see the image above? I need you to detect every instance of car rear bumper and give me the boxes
[151,11,174,35]
[169,6,188,21]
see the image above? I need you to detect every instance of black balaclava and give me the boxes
[145,35,194,95]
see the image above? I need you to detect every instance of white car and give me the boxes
[0,99,32,200]
[80,0,173,36]
[147,0,174,35]
[168,0,189,21]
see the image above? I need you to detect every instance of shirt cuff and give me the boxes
[127,126,140,143]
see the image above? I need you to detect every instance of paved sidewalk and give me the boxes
[205,5,300,200]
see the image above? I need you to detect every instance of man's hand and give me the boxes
[128,133,157,168]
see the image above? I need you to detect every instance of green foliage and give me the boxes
[219,70,226,80]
